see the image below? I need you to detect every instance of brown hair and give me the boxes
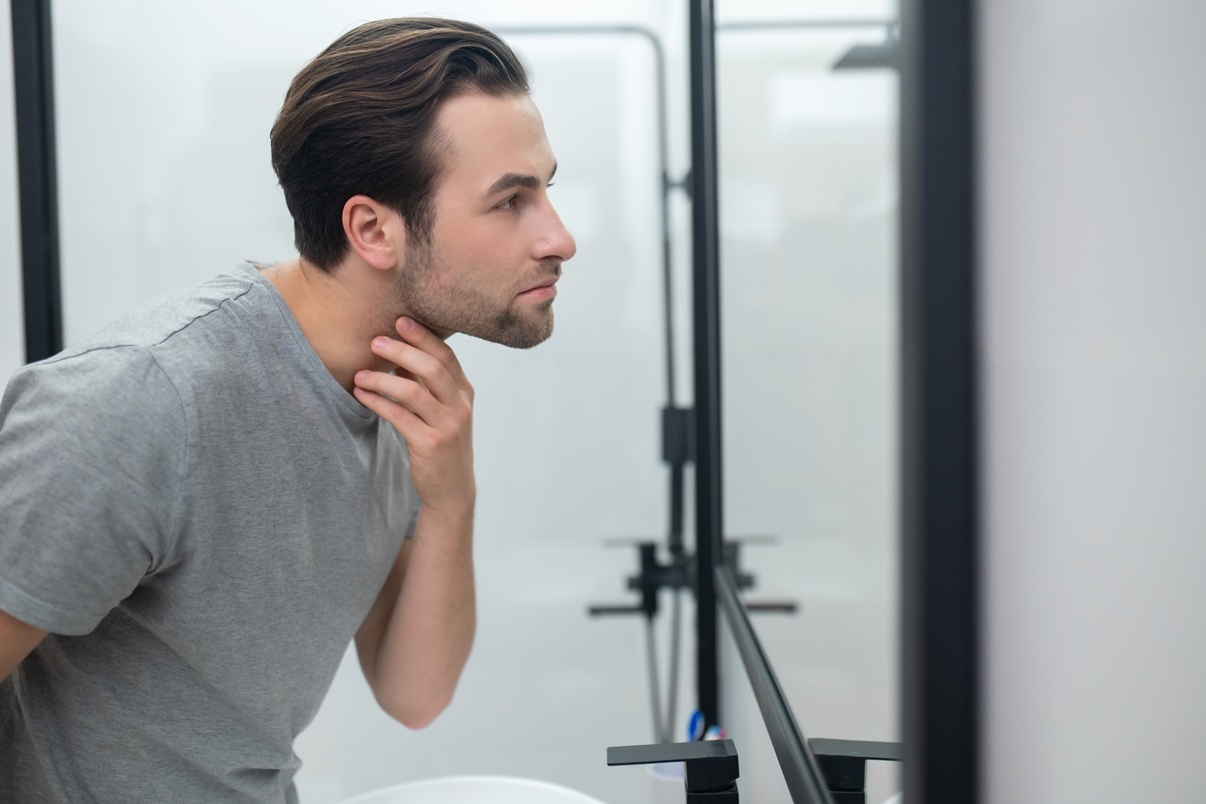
[270,18,529,271]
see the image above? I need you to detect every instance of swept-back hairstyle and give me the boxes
[270,18,529,271]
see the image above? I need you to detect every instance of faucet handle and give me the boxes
[607,739,739,799]
[809,738,903,802]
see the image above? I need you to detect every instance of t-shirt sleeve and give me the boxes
[0,347,187,635]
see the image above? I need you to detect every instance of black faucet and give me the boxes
[607,738,739,802]
[809,738,902,804]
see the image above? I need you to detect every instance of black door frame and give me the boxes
[10,0,62,363]
[899,0,980,802]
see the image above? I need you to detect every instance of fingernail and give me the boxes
[372,337,388,350]
[355,370,368,383]
[399,317,413,331]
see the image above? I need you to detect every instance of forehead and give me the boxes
[434,92,555,190]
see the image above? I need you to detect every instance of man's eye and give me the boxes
[498,195,518,210]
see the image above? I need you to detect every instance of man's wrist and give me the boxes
[414,497,476,536]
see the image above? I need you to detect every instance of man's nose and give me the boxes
[538,205,577,264]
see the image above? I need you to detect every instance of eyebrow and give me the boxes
[486,163,558,196]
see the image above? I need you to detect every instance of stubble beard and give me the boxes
[393,241,557,349]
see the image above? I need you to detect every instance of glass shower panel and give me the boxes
[716,17,901,804]
[49,3,680,803]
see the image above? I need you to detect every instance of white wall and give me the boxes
[979,2,1206,802]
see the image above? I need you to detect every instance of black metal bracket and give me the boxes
[832,25,900,71]
[587,538,798,620]
[608,738,740,803]
[664,169,693,199]
[590,396,798,620]
[662,405,696,467]
[809,739,902,804]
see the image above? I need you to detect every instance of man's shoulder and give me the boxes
[78,267,264,356]
[57,266,284,384]
[2,267,277,418]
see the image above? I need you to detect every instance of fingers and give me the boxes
[355,317,476,516]
[393,317,473,399]
[355,317,474,429]
[369,336,452,403]
[353,369,438,423]
[352,379,427,433]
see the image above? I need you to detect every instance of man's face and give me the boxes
[394,92,577,349]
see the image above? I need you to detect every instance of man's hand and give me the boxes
[351,317,478,728]
[353,317,475,517]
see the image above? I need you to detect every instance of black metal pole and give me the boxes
[717,565,834,804]
[10,0,63,363]
[899,0,979,802]
[689,0,722,731]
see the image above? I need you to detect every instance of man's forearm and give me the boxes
[370,505,475,728]
[352,318,479,728]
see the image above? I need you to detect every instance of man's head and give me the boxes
[271,18,576,348]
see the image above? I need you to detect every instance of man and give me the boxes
[0,17,575,802]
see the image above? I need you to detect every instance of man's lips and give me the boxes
[518,278,558,300]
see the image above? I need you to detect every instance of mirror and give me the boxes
[714,7,900,804]
[23,2,901,802]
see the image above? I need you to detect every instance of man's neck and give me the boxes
[262,258,397,393]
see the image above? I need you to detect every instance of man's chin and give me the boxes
[468,330,553,350]
[466,317,554,350]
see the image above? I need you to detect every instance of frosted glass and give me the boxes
[716,20,901,804]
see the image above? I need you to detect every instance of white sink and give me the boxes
[338,775,610,804]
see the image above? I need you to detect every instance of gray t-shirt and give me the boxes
[0,263,420,802]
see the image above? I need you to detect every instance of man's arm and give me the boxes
[350,317,477,729]
[354,507,475,728]
[0,608,48,681]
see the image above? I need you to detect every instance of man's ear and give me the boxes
[342,194,405,271]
